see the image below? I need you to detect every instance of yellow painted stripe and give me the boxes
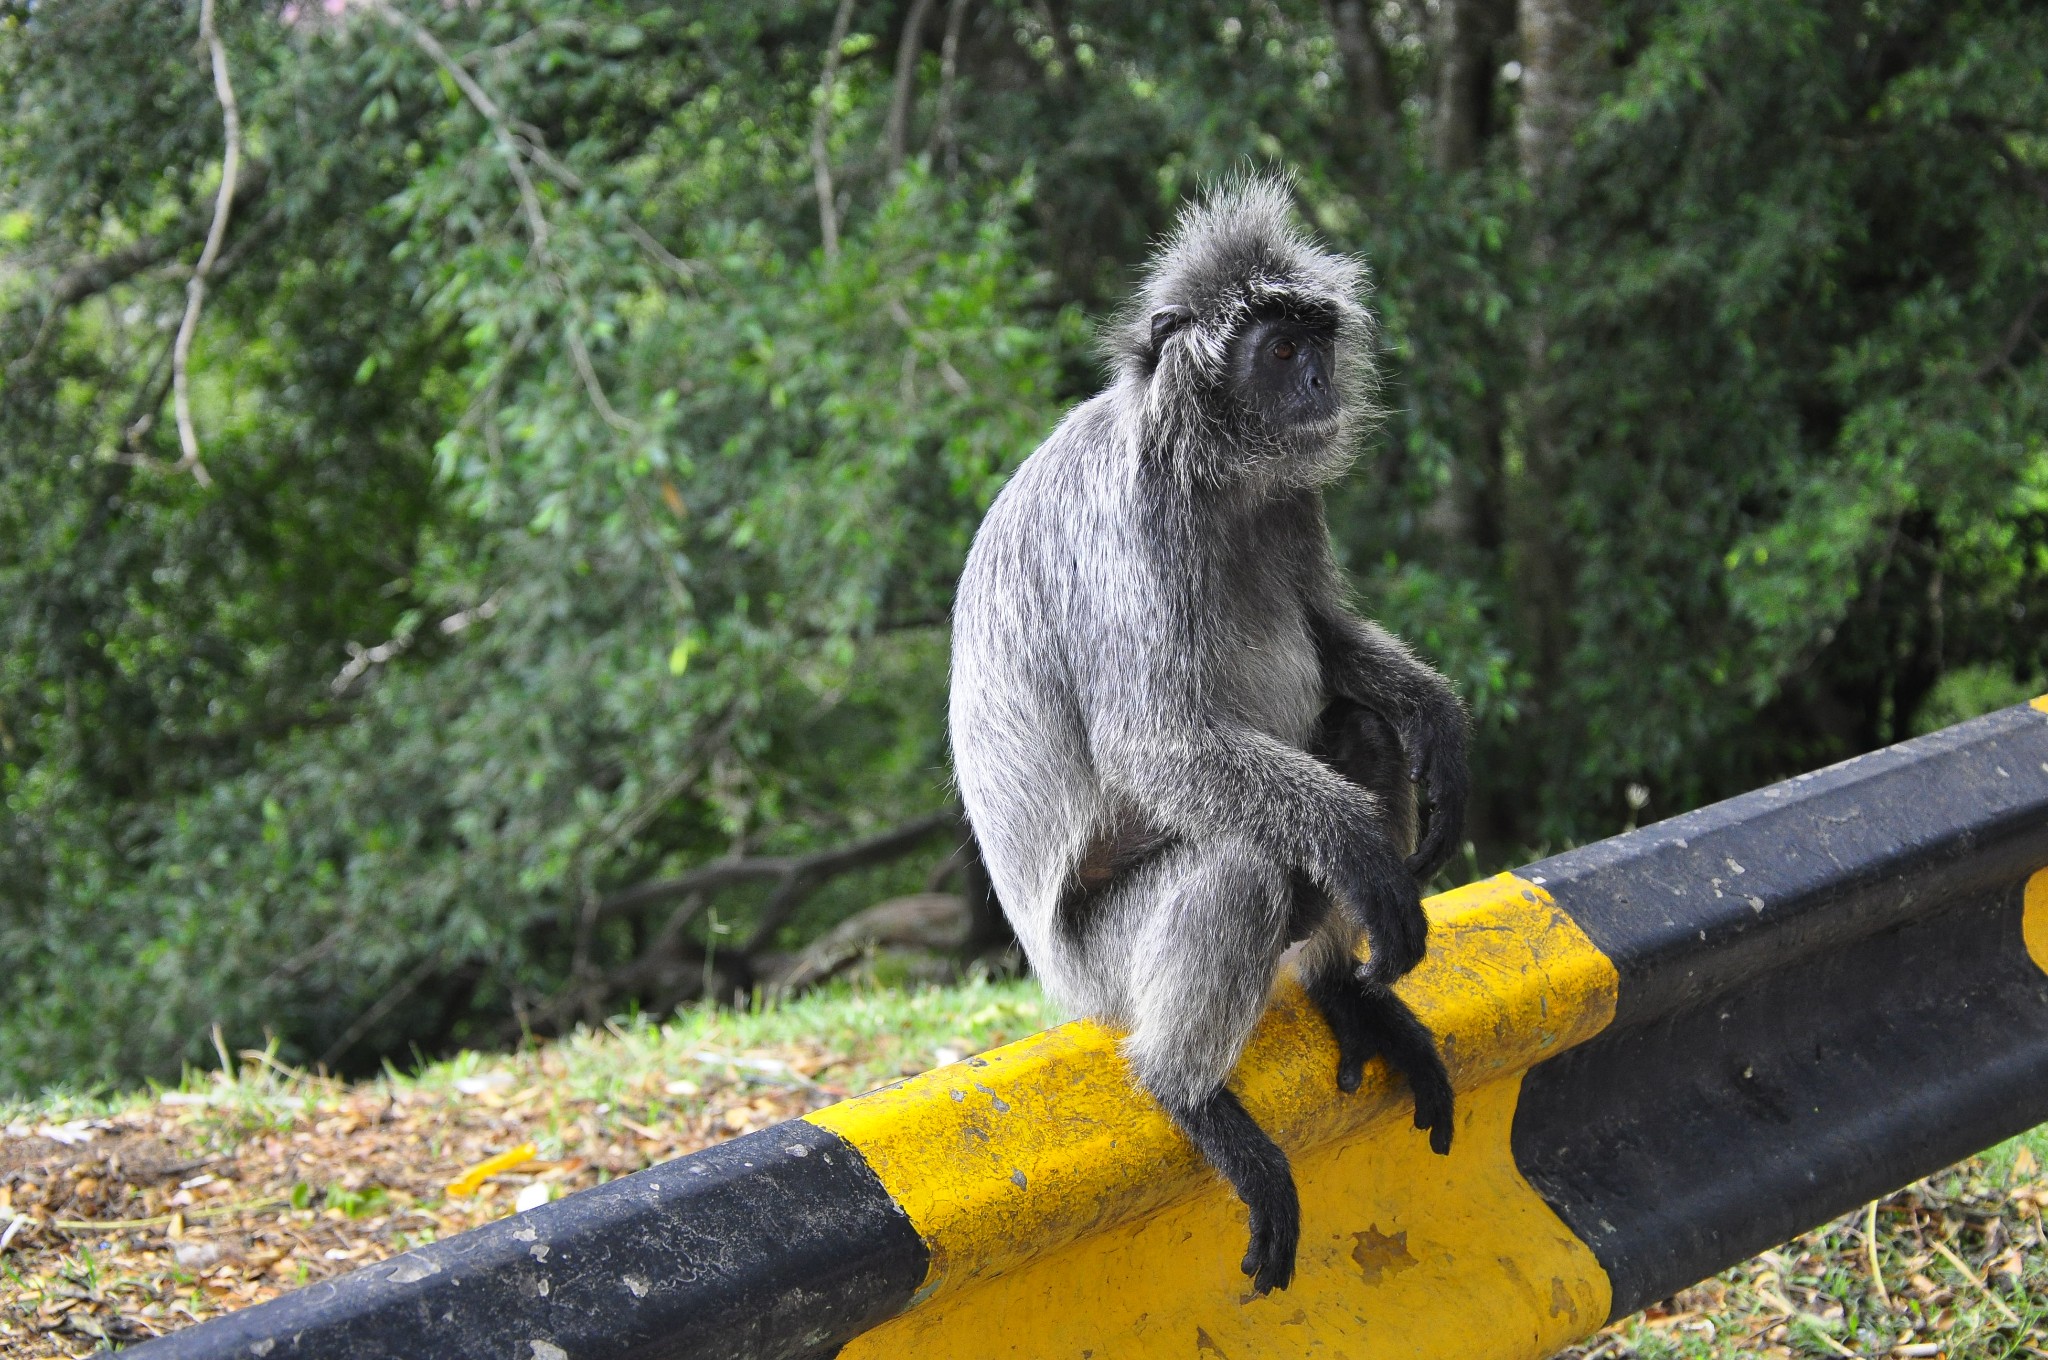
[2032,694,2048,715]
[2025,870,2048,979]
[809,874,1618,1356]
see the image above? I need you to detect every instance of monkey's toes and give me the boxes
[1336,1053,1365,1094]
[1333,1032,1380,1094]
[1413,1075,1455,1155]
[1407,823,1457,883]
[1241,1220,1298,1296]
[1239,1183,1301,1296]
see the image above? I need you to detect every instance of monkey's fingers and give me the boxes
[1405,816,1458,883]
[1337,847,1427,987]
[1405,760,1469,884]
[1361,899,1428,987]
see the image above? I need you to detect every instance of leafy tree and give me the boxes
[0,0,2041,1091]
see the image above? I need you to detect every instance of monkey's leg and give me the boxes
[1162,1084,1300,1295]
[1115,840,1300,1294]
[1297,916,1455,1154]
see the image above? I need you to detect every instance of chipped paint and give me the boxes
[837,1075,1605,1359]
[815,874,1617,1356]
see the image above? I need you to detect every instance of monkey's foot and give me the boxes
[1306,969,1456,1155]
[1162,1085,1302,1295]
[1241,1186,1300,1296]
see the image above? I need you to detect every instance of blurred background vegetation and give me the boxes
[0,0,2042,1094]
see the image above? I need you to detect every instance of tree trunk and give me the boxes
[1323,0,1397,144]
[1508,0,1605,769]
[1515,0,1601,185]
[1432,0,1510,173]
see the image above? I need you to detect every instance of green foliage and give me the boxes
[1,0,2043,1092]
[1527,0,2048,828]
[1911,664,2045,736]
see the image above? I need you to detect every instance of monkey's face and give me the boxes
[1227,311,1342,446]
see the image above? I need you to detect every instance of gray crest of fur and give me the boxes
[1103,175,1381,488]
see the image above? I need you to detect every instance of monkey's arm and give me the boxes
[1306,604,1470,883]
[1091,696,1429,984]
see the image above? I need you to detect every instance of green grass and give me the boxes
[0,974,1058,1130]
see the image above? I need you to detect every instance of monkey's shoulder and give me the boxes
[964,397,1132,564]
[1001,393,1123,500]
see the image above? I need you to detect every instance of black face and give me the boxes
[1229,314,1337,431]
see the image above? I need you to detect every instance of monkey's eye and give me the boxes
[1270,339,1297,361]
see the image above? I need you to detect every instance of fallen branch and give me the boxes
[318,953,443,1069]
[541,811,962,1023]
[595,810,958,929]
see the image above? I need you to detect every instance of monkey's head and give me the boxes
[1109,175,1378,489]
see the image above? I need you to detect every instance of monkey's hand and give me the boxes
[1400,695,1470,885]
[1327,835,1428,986]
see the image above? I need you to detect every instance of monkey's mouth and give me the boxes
[1282,412,1346,445]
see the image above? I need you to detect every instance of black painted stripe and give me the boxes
[1526,703,2048,1028]
[127,1119,928,1360]
[1513,702,2048,1318]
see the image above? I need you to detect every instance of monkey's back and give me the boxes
[950,396,1120,996]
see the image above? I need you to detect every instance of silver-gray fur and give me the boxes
[948,176,1468,1294]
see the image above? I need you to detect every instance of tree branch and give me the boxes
[318,951,442,1069]
[4,162,271,377]
[811,0,859,264]
[167,0,243,490]
[564,322,640,431]
[929,0,970,177]
[883,0,936,178]
[372,0,549,258]
[375,2,670,447]
[1976,286,2047,382]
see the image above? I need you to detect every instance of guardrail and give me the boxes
[130,697,2048,1360]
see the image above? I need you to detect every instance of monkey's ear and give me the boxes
[1149,305,1192,356]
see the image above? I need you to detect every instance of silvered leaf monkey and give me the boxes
[949,176,1467,1294]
